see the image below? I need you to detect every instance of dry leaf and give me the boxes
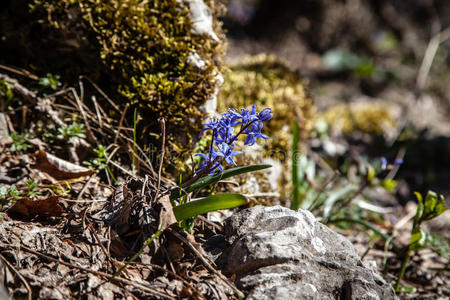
[30,150,94,180]
[158,195,177,231]
[7,196,63,219]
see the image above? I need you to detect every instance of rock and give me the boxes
[0,287,8,300]
[223,205,395,299]
[0,113,9,137]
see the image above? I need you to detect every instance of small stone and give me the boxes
[0,113,9,137]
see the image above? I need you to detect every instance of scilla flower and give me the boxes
[195,105,272,174]
[258,107,273,122]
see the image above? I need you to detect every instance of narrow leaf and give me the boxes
[413,191,423,227]
[381,179,397,192]
[423,190,438,219]
[173,193,248,221]
[396,285,417,293]
[170,164,271,200]
[322,185,356,219]
[367,164,376,181]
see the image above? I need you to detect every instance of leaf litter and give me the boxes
[0,71,240,299]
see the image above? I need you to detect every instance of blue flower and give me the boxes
[380,157,388,169]
[217,142,244,166]
[228,105,259,125]
[258,107,273,122]
[195,106,272,174]
[244,131,268,146]
[200,119,220,135]
[393,159,403,165]
[216,117,236,143]
[222,109,242,126]
[243,122,268,145]
[380,157,403,170]
[195,147,224,174]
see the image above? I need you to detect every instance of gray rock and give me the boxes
[0,283,10,300]
[0,113,9,137]
[223,205,395,300]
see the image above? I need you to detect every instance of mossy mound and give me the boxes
[319,102,396,136]
[217,55,315,202]
[1,0,225,159]
[219,54,315,154]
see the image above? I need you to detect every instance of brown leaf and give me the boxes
[7,196,63,220]
[158,195,177,231]
[30,150,94,180]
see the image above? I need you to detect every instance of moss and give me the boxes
[319,102,396,136]
[2,0,225,164]
[219,54,315,155]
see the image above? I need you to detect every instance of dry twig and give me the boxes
[169,230,244,299]
[155,118,166,201]
[3,244,175,300]
[0,252,32,300]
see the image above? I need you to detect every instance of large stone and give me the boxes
[223,205,395,299]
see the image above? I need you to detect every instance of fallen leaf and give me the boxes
[30,150,94,180]
[7,196,63,220]
[158,195,177,231]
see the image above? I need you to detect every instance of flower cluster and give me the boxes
[196,105,273,174]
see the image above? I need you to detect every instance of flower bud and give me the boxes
[258,107,273,122]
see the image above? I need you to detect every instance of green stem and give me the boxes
[182,120,257,188]
[395,247,411,291]
[105,166,117,185]
[132,108,137,175]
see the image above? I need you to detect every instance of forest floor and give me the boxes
[0,1,449,299]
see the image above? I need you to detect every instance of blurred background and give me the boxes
[223,0,450,203]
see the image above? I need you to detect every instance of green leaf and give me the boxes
[322,49,363,71]
[0,187,7,201]
[179,217,195,233]
[435,194,449,216]
[423,191,438,219]
[170,164,271,200]
[380,179,397,192]
[410,229,427,251]
[8,185,21,200]
[427,233,450,260]
[396,285,417,293]
[413,191,423,227]
[367,164,376,181]
[304,156,316,184]
[421,191,448,221]
[322,185,356,220]
[172,193,248,221]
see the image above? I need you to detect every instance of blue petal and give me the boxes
[244,134,256,146]
[393,159,403,165]
[195,153,209,160]
[230,150,244,156]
